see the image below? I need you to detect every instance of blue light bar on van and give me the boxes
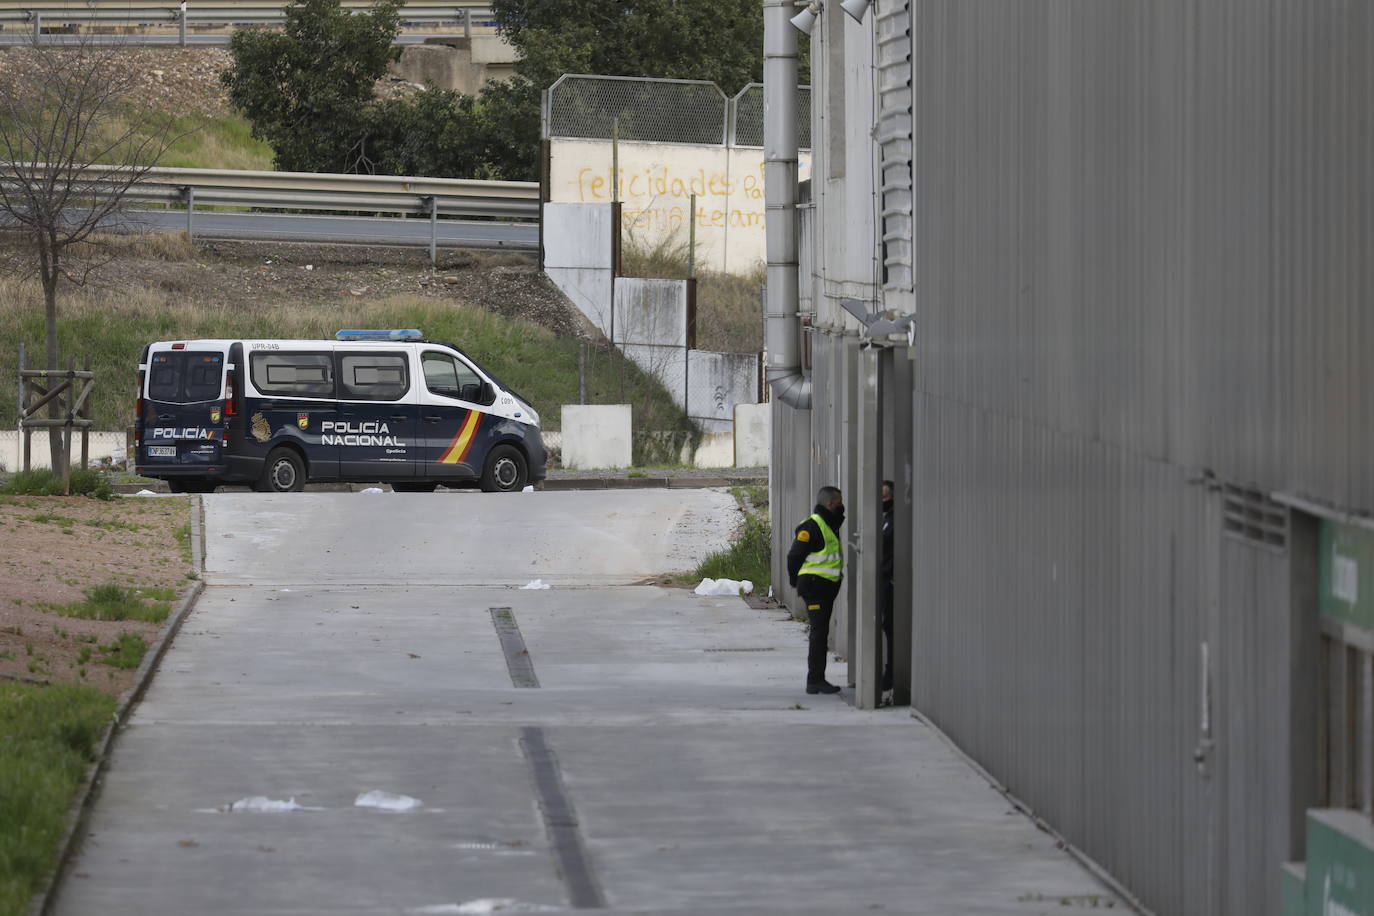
[334,329,423,341]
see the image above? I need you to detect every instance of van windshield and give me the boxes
[147,351,224,404]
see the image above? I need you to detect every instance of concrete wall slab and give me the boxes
[561,404,632,469]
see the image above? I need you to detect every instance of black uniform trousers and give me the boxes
[797,574,842,685]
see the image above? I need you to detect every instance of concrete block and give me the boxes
[693,431,734,468]
[733,403,770,467]
[543,202,614,270]
[545,266,614,338]
[561,404,632,469]
[614,278,689,347]
[686,349,759,426]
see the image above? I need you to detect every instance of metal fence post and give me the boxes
[79,354,91,470]
[183,185,195,239]
[578,340,586,405]
[178,4,187,46]
[32,12,40,43]
[427,195,438,266]
[62,355,74,493]
[16,342,25,473]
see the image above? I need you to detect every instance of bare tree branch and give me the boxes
[0,36,194,469]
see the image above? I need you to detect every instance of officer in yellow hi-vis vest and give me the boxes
[786,485,846,694]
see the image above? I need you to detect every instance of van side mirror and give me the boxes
[480,381,496,405]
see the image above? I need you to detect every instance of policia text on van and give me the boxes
[134,330,547,493]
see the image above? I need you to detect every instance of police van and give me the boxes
[134,330,546,493]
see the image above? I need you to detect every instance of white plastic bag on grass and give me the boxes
[693,578,754,597]
[520,579,551,590]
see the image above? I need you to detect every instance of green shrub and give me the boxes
[0,468,113,500]
[695,512,772,590]
[46,584,171,624]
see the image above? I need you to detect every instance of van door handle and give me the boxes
[390,414,408,421]
[158,413,175,421]
[422,415,442,423]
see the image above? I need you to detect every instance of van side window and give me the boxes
[422,351,486,402]
[339,352,409,401]
[425,348,497,403]
[250,352,335,398]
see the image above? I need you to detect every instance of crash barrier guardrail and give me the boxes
[0,1,495,44]
[0,164,541,257]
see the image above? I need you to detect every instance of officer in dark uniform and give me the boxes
[787,485,845,694]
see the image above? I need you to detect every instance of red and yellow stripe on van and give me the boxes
[438,410,482,465]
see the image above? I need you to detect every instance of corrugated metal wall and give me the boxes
[899,0,1359,912]
[772,0,1365,910]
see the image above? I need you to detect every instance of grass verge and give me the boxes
[0,682,115,916]
[0,470,114,501]
[692,486,772,590]
[0,285,692,443]
[43,584,173,625]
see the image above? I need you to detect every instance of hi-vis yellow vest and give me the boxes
[798,513,843,581]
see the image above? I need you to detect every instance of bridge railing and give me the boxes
[1,163,540,256]
[0,1,496,44]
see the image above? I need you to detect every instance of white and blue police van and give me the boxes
[134,330,546,493]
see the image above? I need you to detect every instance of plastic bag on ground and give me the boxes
[223,796,304,813]
[359,487,385,494]
[693,578,754,597]
[520,579,551,590]
[355,790,422,811]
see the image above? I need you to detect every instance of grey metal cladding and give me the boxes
[913,0,1373,508]
[896,0,1368,913]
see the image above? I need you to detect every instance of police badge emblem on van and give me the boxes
[297,412,309,430]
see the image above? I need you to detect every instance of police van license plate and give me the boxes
[147,446,176,457]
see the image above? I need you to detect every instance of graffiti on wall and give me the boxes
[550,139,811,274]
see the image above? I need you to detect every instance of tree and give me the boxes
[474,0,795,180]
[222,0,402,173]
[491,0,769,95]
[0,40,181,469]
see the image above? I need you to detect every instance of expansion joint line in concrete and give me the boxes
[490,606,540,688]
[519,727,606,909]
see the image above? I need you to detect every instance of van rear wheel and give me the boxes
[255,448,306,493]
[480,444,527,493]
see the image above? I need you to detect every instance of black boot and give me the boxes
[806,681,841,695]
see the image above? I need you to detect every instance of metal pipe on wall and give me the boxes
[763,0,811,410]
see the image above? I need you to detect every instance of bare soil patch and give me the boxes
[0,494,195,696]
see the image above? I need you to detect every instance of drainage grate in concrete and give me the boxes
[490,606,540,688]
[520,727,606,909]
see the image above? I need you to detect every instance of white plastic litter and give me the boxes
[411,901,558,914]
[519,579,551,590]
[133,489,160,496]
[222,796,304,813]
[359,487,385,494]
[354,790,423,811]
[521,485,534,493]
[693,578,754,597]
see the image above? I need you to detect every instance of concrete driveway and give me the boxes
[54,489,1123,915]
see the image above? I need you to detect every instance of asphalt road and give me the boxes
[53,490,1122,915]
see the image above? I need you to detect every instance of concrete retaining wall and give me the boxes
[0,430,127,471]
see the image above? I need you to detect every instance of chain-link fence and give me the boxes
[727,83,812,149]
[545,76,811,149]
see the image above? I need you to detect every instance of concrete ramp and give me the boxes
[203,489,740,587]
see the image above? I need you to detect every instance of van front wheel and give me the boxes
[255,448,306,493]
[480,445,527,493]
